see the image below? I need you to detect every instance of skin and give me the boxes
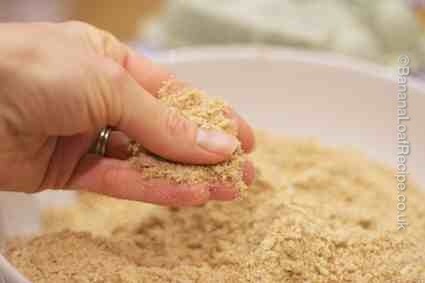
[0,22,255,207]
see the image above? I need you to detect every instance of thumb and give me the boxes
[81,22,240,164]
[100,61,239,165]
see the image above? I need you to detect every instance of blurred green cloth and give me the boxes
[141,0,425,70]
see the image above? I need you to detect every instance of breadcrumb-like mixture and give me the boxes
[129,80,246,191]
[5,131,425,283]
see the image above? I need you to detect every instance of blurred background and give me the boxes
[1,0,425,77]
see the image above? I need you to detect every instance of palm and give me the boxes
[1,133,94,192]
[39,134,96,190]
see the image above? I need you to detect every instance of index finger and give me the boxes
[125,50,173,95]
[124,50,255,153]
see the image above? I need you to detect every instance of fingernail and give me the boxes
[196,129,239,156]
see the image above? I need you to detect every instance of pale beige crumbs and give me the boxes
[5,131,425,283]
[128,80,246,191]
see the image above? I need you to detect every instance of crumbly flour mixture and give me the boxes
[5,132,425,283]
[129,80,246,192]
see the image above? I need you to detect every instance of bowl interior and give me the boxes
[159,47,425,184]
[1,46,424,236]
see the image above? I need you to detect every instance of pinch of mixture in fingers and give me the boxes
[128,80,248,193]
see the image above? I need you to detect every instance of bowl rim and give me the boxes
[152,45,425,94]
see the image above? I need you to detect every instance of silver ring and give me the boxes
[94,127,112,156]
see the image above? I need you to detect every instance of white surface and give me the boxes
[1,46,425,281]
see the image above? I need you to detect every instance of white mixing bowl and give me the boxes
[1,46,424,282]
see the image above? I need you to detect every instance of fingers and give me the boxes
[68,155,210,206]
[107,128,254,163]
[68,155,254,206]
[124,50,173,95]
[121,51,255,152]
[101,64,239,164]
[242,160,256,186]
[140,77,256,153]
[104,130,256,202]
[209,161,255,201]
[73,21,171,96]
[225,109,255,153]
[87,24,254,161]
[105,131,131,160]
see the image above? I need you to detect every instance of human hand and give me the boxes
[0,22,255,206]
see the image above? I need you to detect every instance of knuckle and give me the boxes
[62,21,93,33]
[100,31,125,62]
[163,107,193,138]
[102,59,128,86]
[62,21,125,62]
[90,60,126,127]
[101,61,129,101]
[100,29,119,47]
[60,21,100,47]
